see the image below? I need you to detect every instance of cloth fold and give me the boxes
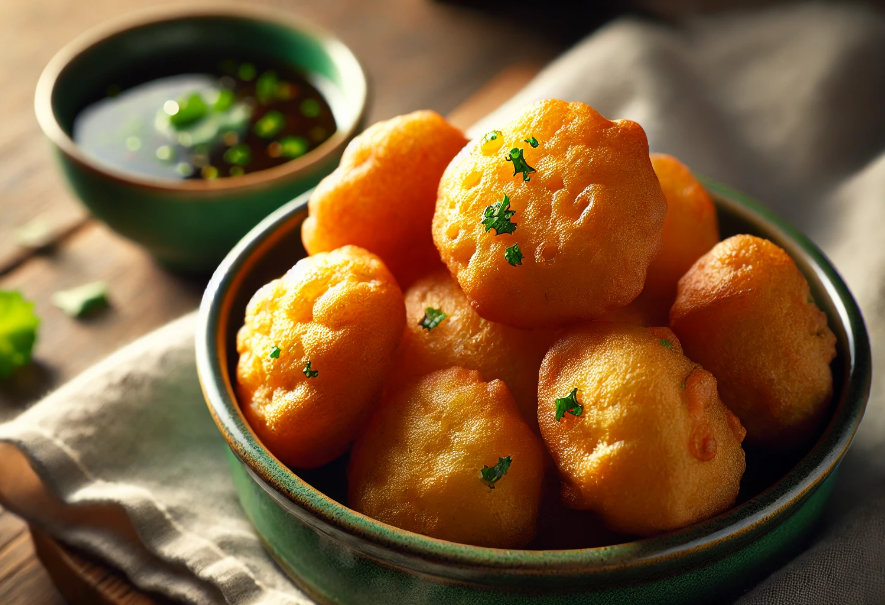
[2,3,883,603]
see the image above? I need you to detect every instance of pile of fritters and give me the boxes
[235,100,836,548]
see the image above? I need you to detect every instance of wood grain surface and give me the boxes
[0,0,590,601]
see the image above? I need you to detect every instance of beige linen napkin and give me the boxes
[1,3,883,603]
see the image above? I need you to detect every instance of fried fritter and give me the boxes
[348,367,546,548]
[303,110,467,286]
[538,322,746,536]
[670,234,836,450]
[433,99,666,327]
[236,245,405,468]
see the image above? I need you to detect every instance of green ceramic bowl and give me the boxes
[35,5,367,273]
[196,181,870,603]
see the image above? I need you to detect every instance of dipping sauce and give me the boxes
[73,58,336,180]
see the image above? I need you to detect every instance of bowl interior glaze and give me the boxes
[196,180,871,601]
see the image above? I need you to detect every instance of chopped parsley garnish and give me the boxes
[237,62,257,81]
[168,92,209,130]
[302,360,318,378]
[254,110,285,138]
[482,194,517,235]
[660,338,673,349]
[481,456,512,489]
[523,136,539,148]
[300,98,321,118]
[554,388,583,422]
[482,130,501,144]
[0,290,39,379]
[505,243,523,266]
[505,147,536,182]
[269,346,281,359]
[51,281,109,318]
[419,307,447,330]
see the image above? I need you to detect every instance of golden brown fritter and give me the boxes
[538,322,746,536]
[670,234,837,450]
[348,367,546,548]
[236,246,405,469]
[303,110,467,286]
[433,99,666,327]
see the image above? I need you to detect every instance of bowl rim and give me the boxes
[195,179,871,572]
[33,3,368,196]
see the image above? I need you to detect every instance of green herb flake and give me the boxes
[168,92,209,130]
[660,338,673,349]
[51,281,109,319]
[523,136,539,148]
[482,194,517,235]
[269,346,281,359]
[0,290,40,379]
[505,147,536,182]
[505,243,523,266]
[302,360,319,378]
[230,166,245,177]
[419,307,447,331]
[481,456,512,489]
[238,62,257,82]
[254,110,285,138]
[256,71,280,105]
[482,130,502,144]
[279,136,309,159]
[300,98,321,118]
[554,388,583,422]
[214,89,235,112]
[223,144,252,167]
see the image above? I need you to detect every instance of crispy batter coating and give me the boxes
[433,99,666,327]
[538,323,746,536]
[670,234,837,450]
[236,246,405,469]
[302,110,467,286]
[348,367,546,548]
[609,154,719,325]
[395,270,552,428]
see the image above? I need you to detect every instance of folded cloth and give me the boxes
[1,3,883,603]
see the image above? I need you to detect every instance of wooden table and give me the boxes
[0,0,603,601]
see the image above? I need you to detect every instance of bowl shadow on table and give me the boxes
[208,182,867,603]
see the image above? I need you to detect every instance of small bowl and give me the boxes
[196,182,870,603]
[35,5,367,273]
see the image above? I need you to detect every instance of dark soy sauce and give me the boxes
[73,56,336,181]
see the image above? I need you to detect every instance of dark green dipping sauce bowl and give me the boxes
[196,181,870,603]
[35,6,367,273]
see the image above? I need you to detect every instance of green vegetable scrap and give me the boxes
[302,360,319,378]
[0,291,39,379]
[214,89,235,113]
[279,136,309,159]
[523,136,539,148]
[481,456,512,489]
[51,281,109,318]
[554,388,583,422]
[223,144,252,167]
[505,243,523,266]
[237,62,257,82]
[168,92,209,130]
[419,307,447,331]
[505,147,536,182]
[482,194,517,235]
[300,98,321,118]
[254,110,285,138]
[660,338,673,349]
[256,71,280,105]
[269,346,281,359]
